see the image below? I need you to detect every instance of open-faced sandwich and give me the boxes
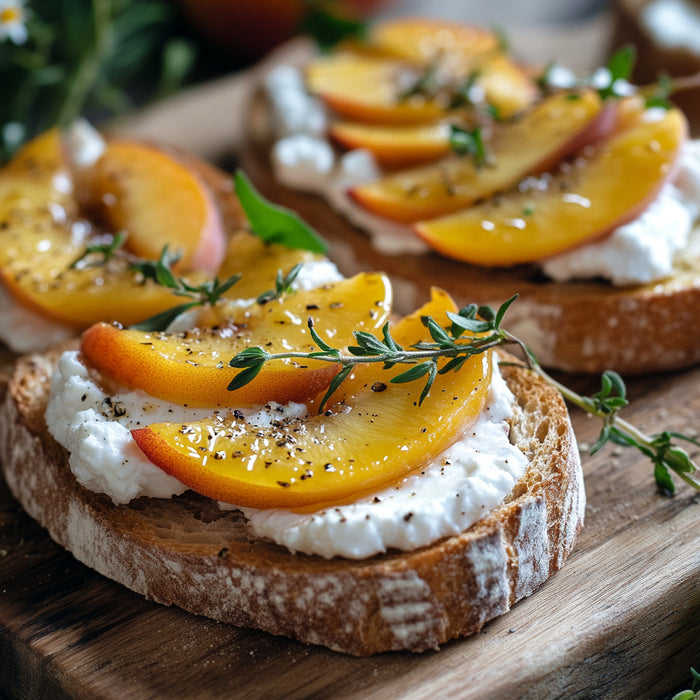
[0,128,585,654]
[242,16,700,374]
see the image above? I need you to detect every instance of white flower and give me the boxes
[0,0,27,45]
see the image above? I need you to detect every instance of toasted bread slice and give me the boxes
[0,345,583,656]
[241,88,700,375]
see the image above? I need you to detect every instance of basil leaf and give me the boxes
[234,170,328,254]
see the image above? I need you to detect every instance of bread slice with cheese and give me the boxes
[240,33,700,376]
[0,345,583,656]
[241,138,700,375]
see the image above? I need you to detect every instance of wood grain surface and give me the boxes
[1,349,699,699]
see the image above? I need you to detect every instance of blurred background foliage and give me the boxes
[0,0,200,162]
[0,0,384,164]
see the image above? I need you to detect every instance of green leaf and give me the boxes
[446,311,492,334]
[448,125,488,167]
[317,365,354,413]
[423,316,454,346]
[129,301,198,332]
[607,45,636,84]
[307,317,338,354]
[391,363,431,384]
[654,461,676,497]
[234,170,328,253]
[418,362,438,405]
[301,3,367,53]
[228,346,269,368]
[228,362,264,391]
[494,294,518,328]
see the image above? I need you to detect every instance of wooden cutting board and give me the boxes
[1,358,699,699]
[1,20,699,697]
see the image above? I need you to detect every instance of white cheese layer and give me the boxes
[46,348,527,559]
[541,140,700,285]
[266,65,700,286]
[242,368,527,559]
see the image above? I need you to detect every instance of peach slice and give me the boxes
[330,121,453,167]
[306,52,446,125]
[368,17,499,68]
[0,238,209,329]
[217,230,322,299]
[80,140,226,273]
[350,90,612,222]
[367,18,536,119]
[414,106,687,266]
[131,288,492,509]
[81,272,393,407]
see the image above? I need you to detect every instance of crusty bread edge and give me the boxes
[0,348,584,656]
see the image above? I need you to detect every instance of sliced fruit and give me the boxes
[306,52,447,125]
[81,272,393,407]
[0,128,231,329]
[217,230,322,299]
[369,17,499,68]
[367,19,536,118]
[131,288,492,509]
[476,54,538,120]
[415,106,687,266]
[330,121,453,167]
[350,90,612,222]
[0,245,209,329]
[80,140,226,273]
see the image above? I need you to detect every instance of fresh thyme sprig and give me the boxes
[69,230,128,269]
[228,296,700,496]
[448,125,489,167]
[128,245,241,331]
[255,263,304,305]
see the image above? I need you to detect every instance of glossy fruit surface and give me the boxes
[82,140,226,273]
[0,131,208,327]
[131,289,492,509]
[82,272,392,407]
[350,90,610,222]
[415,106,687,266]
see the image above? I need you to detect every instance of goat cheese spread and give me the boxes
[46,348,527,559]
[242,367,527,559]
[266,65,700,285]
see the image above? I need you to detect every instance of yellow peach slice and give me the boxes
[0,131,215,328]
[0,238,209,329]
[131,289,492,509]
[306,52,446,125]
[368,19,536,118]
[81,272,393,407]
[414,107,687,266]
[217,230,322,299]
[330,121,453,167]
[369,17,499,68]
[350,90,611,222]
[81,140,226,273]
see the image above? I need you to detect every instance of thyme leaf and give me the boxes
[227,294,700,496]
[448,125,489,167]
[69,231,128,269]
[256,263,304,305]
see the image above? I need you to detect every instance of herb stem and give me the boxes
[57,0,112,127]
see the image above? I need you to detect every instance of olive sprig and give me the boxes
[228,296,700,496]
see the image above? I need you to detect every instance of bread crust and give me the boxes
[0,346,584,656]
[241,88,700,375]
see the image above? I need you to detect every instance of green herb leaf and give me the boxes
[301,3,367,53]
[130,301,199,332]
[448,125,488,167]
[69,231,128,269]
[234,170,328,254]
